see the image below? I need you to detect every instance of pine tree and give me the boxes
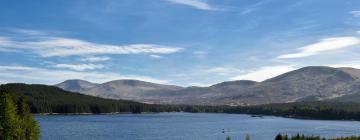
[246,134,251,140]
[16,96,40,140]
[0,88,20,139]
[275,134,283,140]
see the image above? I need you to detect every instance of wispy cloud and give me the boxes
[0,29,183,57]
[10,28,46,35]
[188,82,212,87]
[240,0,272,15]
[0,37,183,57]
[166,0,217,11]
[53,63,104,71]
[0,65,168,84]
[231,65,296,82]
[350,11,360,17]
[277,36,360,59]
[80,56,111,62]
[149,54,163,58]
[328,61,360,69]
[203,67,241,76]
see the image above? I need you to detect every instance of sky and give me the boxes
[1,0,360,86]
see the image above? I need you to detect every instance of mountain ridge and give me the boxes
[55,66,360,105]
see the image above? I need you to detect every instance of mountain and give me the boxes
[56,79,183,103]
[55,79,98,93]
[1,83,147,113]
[56,66,360,105]
[220,66,358,105]
[4,83,360,121]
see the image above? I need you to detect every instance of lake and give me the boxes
[35,113,360,140]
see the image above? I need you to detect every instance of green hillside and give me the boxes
[0,83,180,114]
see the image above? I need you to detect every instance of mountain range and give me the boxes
[55,66,360,105]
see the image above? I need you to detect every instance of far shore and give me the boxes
[33,112,359,122]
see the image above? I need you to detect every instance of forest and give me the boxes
[3,83,360,122]
[0,83,225,114]
[223,101,360,120]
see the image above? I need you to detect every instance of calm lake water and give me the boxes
[35,113,360,140]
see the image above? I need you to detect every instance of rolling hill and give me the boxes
[55,66,360,105]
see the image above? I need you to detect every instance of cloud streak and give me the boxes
[0,37,183,57]
[0,29,183,57]
[166,0,217,11]
[350,11,360,17]
[0,65,168,84]
[80,56,111,62]
[54,63,104,71]
[231,65,296,82]
[277,36,360,59]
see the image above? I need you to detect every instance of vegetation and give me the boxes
[3,83,360,140]
[225,134,360,140]
[223,101,360,121]
[0,83,227,114]
[0,87,40,140]
[3,83,360,122]
[274,134,360,140]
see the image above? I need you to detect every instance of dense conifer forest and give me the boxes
[0,83,224,114]
[223,101,360,120]
[2,83,360,121]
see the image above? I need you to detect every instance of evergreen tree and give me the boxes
[0,88,20,139]
[275,134,283,140]
[16,96,40,140]
[246,134,251,140]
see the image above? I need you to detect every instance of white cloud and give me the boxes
[277,36,360,59]
[0,65,168,84]
[0,36,183,57]
[81,56,111,62]
[189,82,211,87]
[166,0,216,11]
[10,29,46,35]
[204,67,241,76]
[54,63,104,71]
[206,67,230,73]
[328,62,360,69]
[231,65,296,82]
[149,54,163,58]
[350,11,360,17]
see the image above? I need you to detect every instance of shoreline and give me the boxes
[33,112,359,122]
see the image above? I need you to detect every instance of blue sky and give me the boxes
[1,0,360,86]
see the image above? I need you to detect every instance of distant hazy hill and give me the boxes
[56,79,98,93]
[56,66,360,105]
[56,79,183,102]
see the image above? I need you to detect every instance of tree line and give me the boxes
[3,83,360,122]
[223,101,360,121]
[0,83,227,114]
[225,134,360,140]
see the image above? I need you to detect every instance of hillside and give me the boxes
[4,83,360,121]
[55,79,98,93]
[56,66,360,105]
[0,83,180,114]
